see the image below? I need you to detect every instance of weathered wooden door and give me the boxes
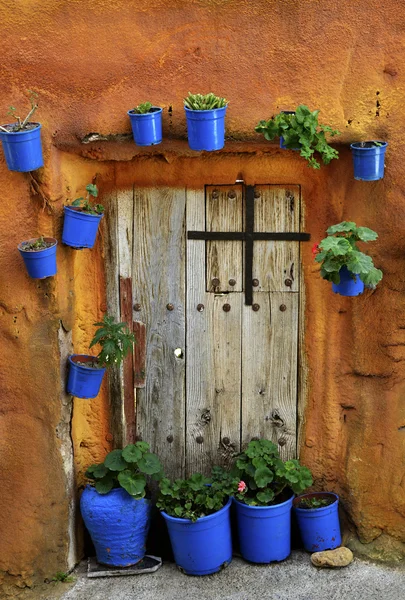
[130,184,303,478]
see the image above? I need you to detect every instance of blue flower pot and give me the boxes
[293,492,341,552]
[80,486,151,566]
[185,106,227,151]
[280,136,300,150]
[161,497,232,575]
[67,355,106,399]
[18,237,57,279]
[350,141,388,181]
[332,266,364,296]
[62,206,103,249]
[0,123,43,172]
[128,107,163,146]
[233,493,293,563]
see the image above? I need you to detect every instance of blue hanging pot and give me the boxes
[67,355,106,399]
[0,123,44,172]
[18,237,57,279]
[233,492,293,563]
[161,497,232,575]
[80,486,151,566]
[128,107,163,146]
[332,266,364,296]
[293,492,341,552]
[185,106,227,151]
[62,206,103,249]
[350,141,388,181]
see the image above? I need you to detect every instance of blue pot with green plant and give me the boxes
[313,221,383,297]
[128,102,163,146]
[256,105,340,169]
[81,442,163,566]
[184,92,228,151]
[293,492,341,552]
[0,91,43,172]
[231,439,313,564]
[350,141,388,181]
[157,469,235,575]
[67,314,135,399]
[62,183,104,249]
[18,236,57,279]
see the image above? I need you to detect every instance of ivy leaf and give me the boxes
[118,470,146,497]
[122,444,142,463]
[104,449,127,472]
[138,453,163,475]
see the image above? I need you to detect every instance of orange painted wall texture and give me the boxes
[1,0,405,592]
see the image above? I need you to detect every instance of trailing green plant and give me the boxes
[313,221,383,287]
[255,105,339,169]
[157,467,237,522]
[20,236,54,251]
[85,441,163,498]
[131,101,154,114]
[49,571,75,583]
[184,92,228,111]
[90,314,135,368]
[232,439,313,507]
[297,497,334,509]
[0,90,39,133]
[71,183,104,215]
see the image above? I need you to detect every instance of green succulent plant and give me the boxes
[184,92,228,111]
[131,101,154,114]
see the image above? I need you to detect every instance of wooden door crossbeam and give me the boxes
[187,185,311,305]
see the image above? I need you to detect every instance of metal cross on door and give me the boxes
[130,184,308,479]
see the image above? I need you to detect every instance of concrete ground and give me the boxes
[51,551,404,600]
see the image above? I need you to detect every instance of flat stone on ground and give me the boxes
[311,547,354,568]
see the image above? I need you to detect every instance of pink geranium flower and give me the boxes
[237,481,247,493]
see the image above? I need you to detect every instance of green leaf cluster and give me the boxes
[5,90,39,132]
[232,439,313,506]
[315,221,383,287]
[85,441,163,498]
[157,467,238,522]
[132,101,153,114]
[89,314,135,368]
[71,183,104,215]
[184,92,228,111]
[255,105,339,169]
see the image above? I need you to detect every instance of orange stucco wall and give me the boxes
[0,0,405,592]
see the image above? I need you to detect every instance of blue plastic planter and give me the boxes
[161,497,232,575]
[0,123,43,172]
[332,266,364,297]
[67,355,106,399]
[293,492,341,552]
[62,206,103,249]
[185,106,227,151]
[350,141,388,181]
[233,493,293,563]
[80,486,151,566]
[128,107,163,146]
[18,237,57,279]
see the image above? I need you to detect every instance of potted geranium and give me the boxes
[313,221,383,297]
[18,235,57,279]
[128,101,163,146]
[0,90,43,172]
[255,105,340,169]
[293,492,341,552]
[62,183,104,249]
[81,441,163,566]
[157,468,236,575]
[67,314,135,399]
[350,141,388,181]
[232,439,312,564]
[184,92,228,151]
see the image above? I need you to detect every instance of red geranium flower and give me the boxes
[311,243,320,258]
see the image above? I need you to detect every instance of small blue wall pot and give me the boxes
[128,107,163,146]
[350,141,388,181]
[18,237,57,279]
[293,492,341,552]
[332,266,364,296]
[62,206,103,249]
[233,493,293,563]
[67,355,106,399]
[185,106,227,151]
[161,497,232,575]
[0,123,44,172]
[80,486,151,566]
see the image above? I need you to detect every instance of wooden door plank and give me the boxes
[206,185,243,292]
[119,276,135,444]
[253,185,300,293]
[187,189,242,476]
